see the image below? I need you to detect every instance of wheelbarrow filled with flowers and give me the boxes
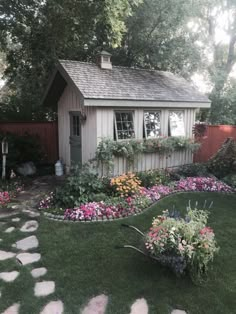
[116,201,219,281]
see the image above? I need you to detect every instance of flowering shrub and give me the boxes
[64,195,153,221]
[110,172,141,197]
[137,169,171,187]
[175,177,233,193]
[0,179,24,206]
[140,185,173,202]
[145,208,219,280]
[39,192,55,209]
[0,191,10,206]
[64,201,133,221]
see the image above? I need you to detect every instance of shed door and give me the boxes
[70,112,82,165]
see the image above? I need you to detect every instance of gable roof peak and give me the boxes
[97,50,112,56]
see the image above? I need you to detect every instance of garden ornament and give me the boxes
[55,160,64,176]
[116,200,214,276]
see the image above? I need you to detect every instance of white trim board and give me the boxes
[84,99,211,108]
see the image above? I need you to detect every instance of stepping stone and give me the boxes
[5,227,15,233]
[16,253,41,265]
[40,300,64,314]
[11,205,22,210]
[0,271,19,282]
[2,303,20,314]
[20,220,39,232]
[0,250,16,261]
[129,298,148,314]
[14,235,39,251]
[12,217,20,222]
[22,209,40,217]
[31,267,47,278]
[171,310,187,314]
[81,294,108,314]
[34,281,55,297]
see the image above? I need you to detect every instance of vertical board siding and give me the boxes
[97,107,195,176]
[58,85,97,169]
[0,122,58,163]
[58,103,196,175]
[194,125,236,162]
[100,151,193,176]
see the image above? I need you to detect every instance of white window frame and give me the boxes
[144,110,161,139]
[168,110,185,137]
[114,110,135,140]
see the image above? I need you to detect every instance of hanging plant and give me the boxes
[193,123,208,138]
[95,137,201,170]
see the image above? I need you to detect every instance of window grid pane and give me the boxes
[144,111,161,138]
[115,112,135,140]
[72,116,80,136]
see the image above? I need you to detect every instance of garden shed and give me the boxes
[43,51,210,175]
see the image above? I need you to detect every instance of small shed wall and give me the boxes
[97,107,196,176]
[58,85,97,171]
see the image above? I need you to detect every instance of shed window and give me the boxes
[114,111,135,140]
[144,111,161,138]
[72,115,80,136]
[169,111,185,136]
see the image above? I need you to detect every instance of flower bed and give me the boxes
[40,177,235,222]
[175,177,233,192]
[0,191,10,206]
[0,179,24,207]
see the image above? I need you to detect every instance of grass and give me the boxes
[0,192,236,313]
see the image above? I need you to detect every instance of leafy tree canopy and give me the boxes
[0,0,236,124]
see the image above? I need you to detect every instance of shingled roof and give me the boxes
[58,60,209,103]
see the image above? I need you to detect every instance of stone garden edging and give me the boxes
[42,190,235,223]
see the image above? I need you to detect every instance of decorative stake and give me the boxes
[2,137,8,179]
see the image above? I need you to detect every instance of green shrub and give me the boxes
[222,173,236,188]
[54,163,104,208]
[0,132,44,176]
[207,138,236,178]
[89,193,109,202]
[137,169,171,187]
[176,163,209,178]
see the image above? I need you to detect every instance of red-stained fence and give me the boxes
[0,122,58,163]
[194,125,236,163]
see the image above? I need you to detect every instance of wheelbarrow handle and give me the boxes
[121,224,144,236]
[115,244,160,262]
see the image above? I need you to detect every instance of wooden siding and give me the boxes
[58,85,97,170]
[97,107,196,176]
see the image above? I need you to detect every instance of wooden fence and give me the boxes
[0,122,58,163]
[194,125,236,163]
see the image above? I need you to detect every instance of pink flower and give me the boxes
[200,227,213,235]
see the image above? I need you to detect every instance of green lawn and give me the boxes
[1,192,236,314]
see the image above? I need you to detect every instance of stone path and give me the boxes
[0,175,188,314]
[0,250,16,261]
[2,303,20,314]
[14,235,39,250]
[129,298,149,314]
[81,294,108,314]
[0,271,19,282]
